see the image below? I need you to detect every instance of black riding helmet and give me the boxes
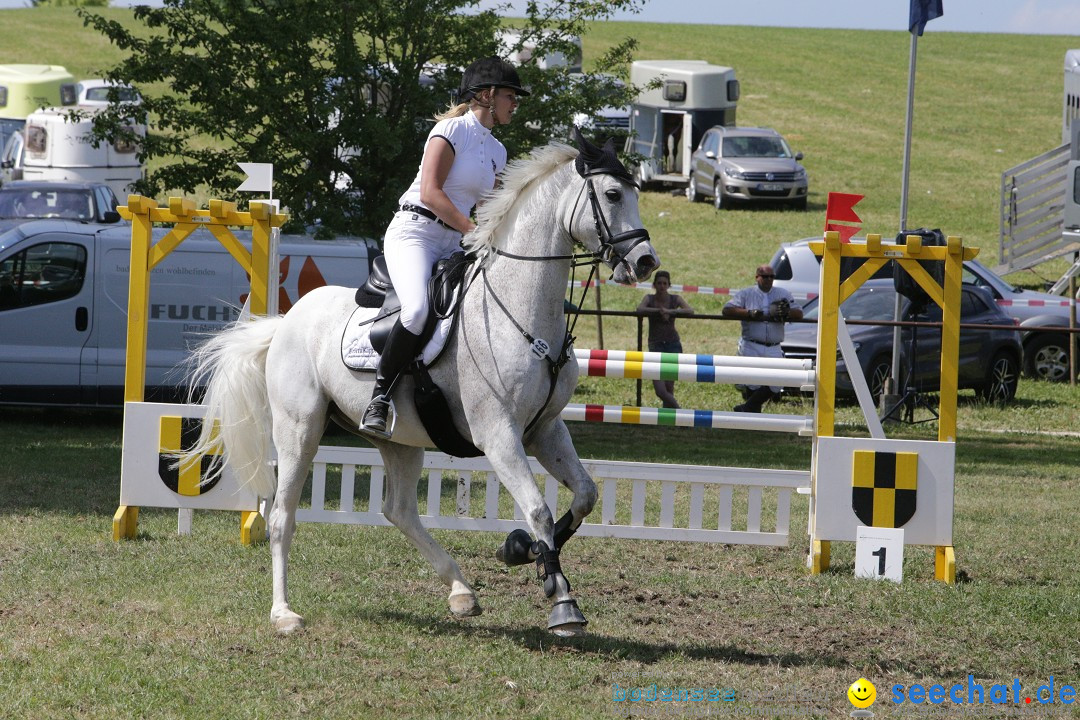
[458,56,530,102]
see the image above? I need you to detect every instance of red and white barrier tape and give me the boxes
[566,279,816,301]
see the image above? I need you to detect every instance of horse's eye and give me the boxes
[605,189,622,202]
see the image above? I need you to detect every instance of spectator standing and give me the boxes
[637,270,693,408]
[722,264,803,412]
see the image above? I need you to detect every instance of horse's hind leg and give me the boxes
[378,443,482,618]
[267,398,328,634]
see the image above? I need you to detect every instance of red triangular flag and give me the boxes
[825,192,864,225]
[826,222,861,244]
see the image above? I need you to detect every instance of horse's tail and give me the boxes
[178,316,282,498]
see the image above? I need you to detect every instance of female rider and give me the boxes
[361,57,528,436]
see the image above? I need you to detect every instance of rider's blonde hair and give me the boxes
[434,87,495,121]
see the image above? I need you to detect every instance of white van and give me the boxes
[2,106,145,197]
[0,221,377,406]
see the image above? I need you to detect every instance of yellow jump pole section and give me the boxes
[112,195,287,543]
[807,232,975,581]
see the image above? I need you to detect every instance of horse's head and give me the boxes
[570,128,660,285]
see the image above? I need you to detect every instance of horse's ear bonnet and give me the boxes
[573,126,638,188]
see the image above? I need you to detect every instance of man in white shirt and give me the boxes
[722,264,803,413]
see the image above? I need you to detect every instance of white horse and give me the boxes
[181,136,659,636]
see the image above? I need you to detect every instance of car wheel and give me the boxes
[713,179,724,210]
[977,351,1019,403]
[791,196,808,211]
[1023,332,1071,382]
[686,175,702,203]
[866,354,892,403]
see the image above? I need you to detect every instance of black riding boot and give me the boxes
[734,386,774,413]
[360,320,422,437]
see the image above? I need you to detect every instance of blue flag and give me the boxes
[910,0,944,35]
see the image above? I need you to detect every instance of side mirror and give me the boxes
[0,159,11,169]
[101,210,122,224]
[705,151,716,160]
[795,152,804,161]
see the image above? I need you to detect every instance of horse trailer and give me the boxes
[0,64,77,163]
[3,106,146,198]
[627,60,739,189]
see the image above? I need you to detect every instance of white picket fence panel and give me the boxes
[295,446,808,546]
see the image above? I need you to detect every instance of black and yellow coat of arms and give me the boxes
[851,450,917,528]
[158,416,221,496]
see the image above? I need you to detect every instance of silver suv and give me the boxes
[687,126,808,210]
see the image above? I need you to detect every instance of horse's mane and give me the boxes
[465,141,577,262]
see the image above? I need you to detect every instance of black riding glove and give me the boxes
[748,309,765,321]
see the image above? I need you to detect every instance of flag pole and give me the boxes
[900,30,918,234]
[883,29,920,417]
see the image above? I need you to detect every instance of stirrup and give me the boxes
[359,395,394,439]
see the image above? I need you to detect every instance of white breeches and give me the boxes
[383,212,463,333]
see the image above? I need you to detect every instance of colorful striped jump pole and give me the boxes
[575,348,813,371]
[561,404,814,435]
[576,356,815,391]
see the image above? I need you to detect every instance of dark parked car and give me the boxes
[770,237,1077,382]
[0,180,121,230]
[781,279,1023,403]
[686,126,808,210]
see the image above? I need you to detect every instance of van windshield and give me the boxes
[0,189,93,220]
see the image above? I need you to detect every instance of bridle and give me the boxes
[475,168,652,437]
[571,175,652,282]
[490,174,652,280]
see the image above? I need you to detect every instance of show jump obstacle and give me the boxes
[808,230,974,584]
[112,196,286,543]
[112,198,965,583]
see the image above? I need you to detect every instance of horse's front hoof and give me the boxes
[272,609,305,635]
[547,598,587,635]
[449,591,483,618]
[550,622,587,638]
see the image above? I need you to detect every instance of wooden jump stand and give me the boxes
[111,196,287,545]
[808,230,977,584]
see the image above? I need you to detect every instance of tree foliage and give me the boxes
[78,0,643,237]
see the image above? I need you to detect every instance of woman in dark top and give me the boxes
[636,270,694,408]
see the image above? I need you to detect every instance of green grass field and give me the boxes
[2,8,1080,720]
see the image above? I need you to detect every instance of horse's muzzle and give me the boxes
[605,231,659,285]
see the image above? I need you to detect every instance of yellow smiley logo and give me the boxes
[848,678,876,709]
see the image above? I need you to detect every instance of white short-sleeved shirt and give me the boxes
[727,285,796,346]
[397,111,507,218]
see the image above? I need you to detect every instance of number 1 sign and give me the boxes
[855,526,905,583]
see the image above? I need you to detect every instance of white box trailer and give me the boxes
[0,221,377,406]
[4,106,145,198]
[628,60,739,188]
